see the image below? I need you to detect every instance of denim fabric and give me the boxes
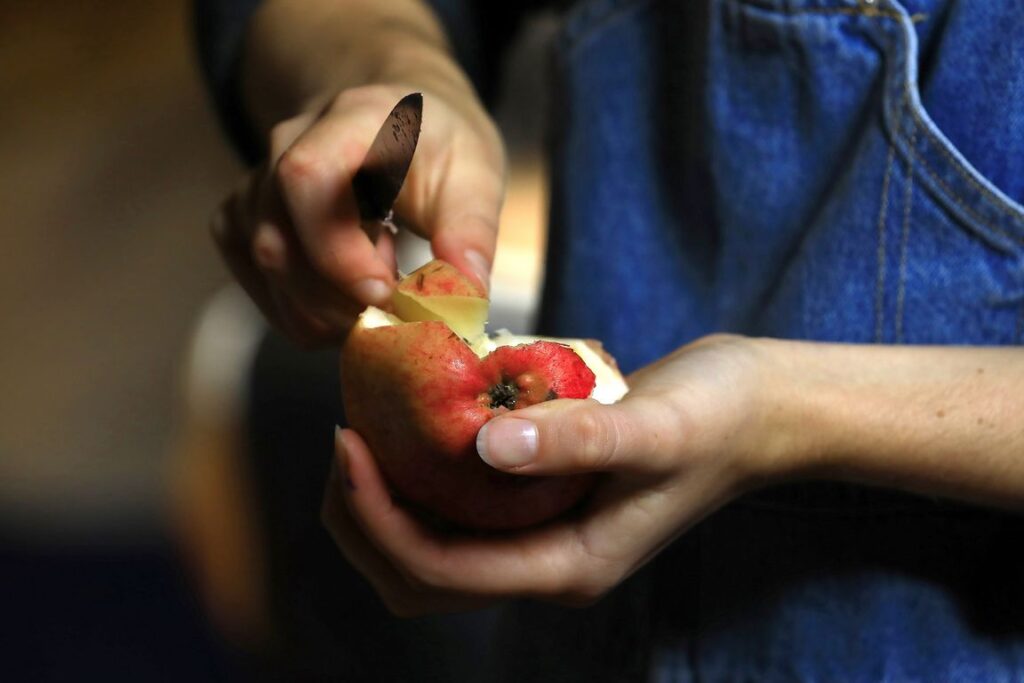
[525,0,1024,681]
[540,0,1024,365]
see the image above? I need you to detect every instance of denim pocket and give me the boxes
[545,0,1024,351]
[876,1,1024,343]
[733,0,1024,344]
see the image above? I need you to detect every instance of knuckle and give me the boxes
[571,409,619,469]
[634,395,688,470]
[546,534,627,608]
[541,558,606,608]
[250,232,282,273]
[328,85,386,112]
[400,560,448,593]
[328,88,362,111]
[555,579,609,609]
[308,243,341,278]
[277,144,327,190]
[269,120,300,158]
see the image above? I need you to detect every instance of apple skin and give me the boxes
[396,260,485,298]
[340,319,597,531]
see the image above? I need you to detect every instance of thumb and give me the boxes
[476,398,679,476]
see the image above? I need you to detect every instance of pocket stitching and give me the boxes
[770,3,1024,245]
[902,84,1024,225]
[874,99,900,343]
[895,114,918,343]
[900,130,1024,249]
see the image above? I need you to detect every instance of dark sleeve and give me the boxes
[192,0,543,165]
[426,1,544,103]
[193,0,266,165]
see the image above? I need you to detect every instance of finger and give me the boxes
[340,428,586,600]
[374,229,398,279]
[327,430,495,616]
[321,455,404,595]
[476,397,682,476]
[411,131,505,292]
[248,171,364,341]
[212,169,328,344]
[210,196,281,328]
[323,452,449,617]
[274,98,397,308]
[268,112,317,163]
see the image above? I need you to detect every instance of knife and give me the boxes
[352,92,423,243]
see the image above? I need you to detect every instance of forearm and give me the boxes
[765,340,1024,508]
[241,0,475,136]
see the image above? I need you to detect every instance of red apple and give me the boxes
[340,260,628,530]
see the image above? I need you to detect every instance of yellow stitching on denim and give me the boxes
[786,5,1020,228]
[875,99,901,342]
[778,6,927,23]
[895,115,917,344]
[795,7,899,20]
[901,84,1024,226]
[906,139,1024,247]
[875,149,893,342]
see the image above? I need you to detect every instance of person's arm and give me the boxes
[472,339,1024,510]
[203,0,507,345]
[239,0,474,143]
[767,341,1024,509]
[323,337,1024,615]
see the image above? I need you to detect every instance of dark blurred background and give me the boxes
[1,1,551,679]
[1,1,243,679]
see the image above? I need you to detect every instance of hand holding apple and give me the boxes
[325,333,778,616]
[341,260,628,530]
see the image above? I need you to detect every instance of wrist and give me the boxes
[241,0,477,137]
[740,337,832,486]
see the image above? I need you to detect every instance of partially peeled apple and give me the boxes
[340,260,628,530]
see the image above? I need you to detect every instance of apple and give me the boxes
[340,260,628,530]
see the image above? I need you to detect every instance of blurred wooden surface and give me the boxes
[0,1,240,534]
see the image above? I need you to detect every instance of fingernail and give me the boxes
[477,417,537,469]
[253,224,287,271]
[353,278,391,306]
[464,249,491,290]
[335,426,356,491]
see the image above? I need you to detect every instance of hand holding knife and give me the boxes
[212,87,500,346]
[352,92,423,245]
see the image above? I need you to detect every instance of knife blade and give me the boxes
[352,92,423,243]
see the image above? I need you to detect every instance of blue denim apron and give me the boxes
[493,0,1024,681]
